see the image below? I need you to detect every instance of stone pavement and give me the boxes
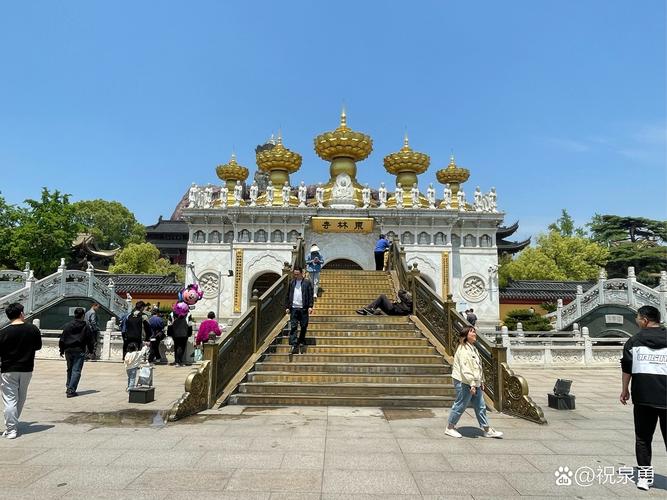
[0,363,666,498]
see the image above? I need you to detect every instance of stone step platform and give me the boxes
[251,361,451,375]
[246,372,452,384]
[229,393,455,407]
[315,296,397,303]
[308,315,411,323]
[261,353,444,364]
[276,336,430,346]
[269,345,438,355]
[238,382,456,397]
[293,329,419,337]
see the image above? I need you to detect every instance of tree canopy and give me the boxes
[0,194,22,270]
[72,199,145,250]
[548,209,586,237]
[588,215,667,244]
[109,242,184,282]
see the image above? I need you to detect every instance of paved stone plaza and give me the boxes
[0,361,665,498]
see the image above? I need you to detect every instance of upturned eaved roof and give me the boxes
[96,274,183,295]
[500,280,595,301]
[145,216,189,233]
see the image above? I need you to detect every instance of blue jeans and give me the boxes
[448,379,489,428]
[127,368,138,390]
[65,349,85,394]
[289,308,309,346]
[309,271,320,294]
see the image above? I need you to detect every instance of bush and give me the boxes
[503,309,552,331]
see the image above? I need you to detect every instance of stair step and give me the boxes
[247,372,452,384]
[308,315,411,323]
[254,362,451,375]
[238,382,455,397]
[292,329,419,337]
[276,337,429,346]
[229,394,455,407]
[261,353,444,364]
[270,345,437,355]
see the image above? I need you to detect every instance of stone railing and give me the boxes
[497,326,624,367]
[0,269,28,296]
[0,260,131,329]
[557,268,666,330]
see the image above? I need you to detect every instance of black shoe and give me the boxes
[66,392,78,398]
[356,308,368,315]
[290,345,299,355]
[299,344,306,354]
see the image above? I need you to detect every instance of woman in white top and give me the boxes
[445,326,503,439]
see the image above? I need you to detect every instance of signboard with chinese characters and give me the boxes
[311,217,374,234]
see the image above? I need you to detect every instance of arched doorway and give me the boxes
[249,272,281,299]
[323,259,363,270]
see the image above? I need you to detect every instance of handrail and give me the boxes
[386,237,546,424]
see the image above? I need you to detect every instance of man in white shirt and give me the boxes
[284,266,314,355]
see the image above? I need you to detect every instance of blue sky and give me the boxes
[0,1,665,240]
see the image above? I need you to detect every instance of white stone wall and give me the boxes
[304,231,376,270]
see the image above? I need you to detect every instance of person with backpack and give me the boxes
[167,309,192,366]
[147,307,166,364]
[123,301,151,358]
[59,307,95,398]
[84,303,101,361]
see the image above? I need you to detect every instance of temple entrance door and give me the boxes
[322,259,363,270]
[248,272,281,301]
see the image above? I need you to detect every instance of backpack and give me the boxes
[119,313,130,334]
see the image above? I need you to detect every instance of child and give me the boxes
[124,342,148,391]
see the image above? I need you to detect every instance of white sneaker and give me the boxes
[483,428,503,438]
[636,478,650,491]
[445,427,462,438]
[1,430,6,437]
[5,430,17,440]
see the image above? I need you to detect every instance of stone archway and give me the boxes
[249,272,281,300]
[323,259,363,270]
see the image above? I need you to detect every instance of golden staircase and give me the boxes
[229,269,456,406]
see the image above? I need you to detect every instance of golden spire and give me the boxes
[339,106,348,130]
[402,132,410,152]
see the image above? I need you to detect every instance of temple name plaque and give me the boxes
[311,217,374,234]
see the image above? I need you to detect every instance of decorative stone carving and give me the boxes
[298,181,307,207]
[442,183,452,209]
[361,184,371,208]
[282,182,291,207]
[315,183,324,208]
[394,183,404,209]
[233,180,243,206]
[411,183,420,209]
[378,182,387,208]
[457,189,466,211]
[199,272,221,299]
[204,184,214,208]
[188,183,199,208]
[331,173,355,208]
[461,274,487,302]
[426,183,436,209]
[473,186,483,212]
[219,185,228,208]
[266,181,275,206]
[249,181,258,206]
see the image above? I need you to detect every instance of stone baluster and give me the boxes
[101,319,115,361]
[125,293,133,314]
[660,271,667,326]
[582,326,592,365]
[25,270,36,315]
[627,267,636,307]
[543,337,553,367]
[107,279,116,310]
[58,258,67,296]
[573,322,580,337]
[556,298,563,330]
[516,322,524,344]
[32,318,40,330]
[86,263,95,298]
[598,268,606,305]
[575,285,583,319]
[500,325,510,348]
[23,262,31,280]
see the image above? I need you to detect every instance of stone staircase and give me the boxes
[229,269,456,407]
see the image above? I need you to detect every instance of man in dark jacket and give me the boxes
[0,303,42,439]
[356,289,413,316]
[84,302,100,360]
[620,305,667,491]
[284,266,314,354]
[123,301,151,358]
[59,307,95,398]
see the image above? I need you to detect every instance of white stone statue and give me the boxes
[188,183,199,208]
[394,183,404,209]
[266,181,275,206]
[204,184,214,208]
[331,173,355,208]
[361,184,371,208]
[219,185,229,208]
[231,181,242,206]
[443,183,452,209]
[473,186,483,212]
[282,181,291,207]
[411,183,420,209]
[488,187,497,213]
[298,181,307,207]
[457,189,466,211]
[426,183,436,209]
[249,181,258,206]
[315,183,324,208]
[378,182,387,208]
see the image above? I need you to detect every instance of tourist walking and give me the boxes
[59,307,95,398]
[195,311,221,346]
[305,243,325,296]
[445,326,503,439]
[84,302,101,360]
[373,234,391,271]
[0,303,42,439]
[147,307,166,364]
[124,342,148,390]
[356,289,412,316]
[466,308,478,326]
[620,305,667,491]
[284,266,314,355]
[168,310,192,366]
[123,301,151,358]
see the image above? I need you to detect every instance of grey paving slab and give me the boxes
[26,448,126,466]
[131,467,234,491]
[28,466,146,490]
[503,471,626,497]
[0,447,48,464]
[402,452,452,472]
[412,471,518,496]
[281,450,325,469]
[446,453,541,472]
[322,469,420,495]
[0,489,67,500]
[250,435,326,451]
[321,495,426,500]
[112,449,206,467]
[326,437,401,453]
[0,465,56,488]
[224,469,322,493]
[195,450,284,469]
[396,437,477,455]
[541,439,628,455]
[59,491,168,500]
[469,439,556,455]
[324,451,408,470]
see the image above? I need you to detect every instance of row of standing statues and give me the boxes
[188,181,498,212]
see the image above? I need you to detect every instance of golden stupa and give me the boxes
[436,155,470,209]
[216,153,249,205]
[255,135,301,206]
[314,109,373,206]
[384,134,430,208]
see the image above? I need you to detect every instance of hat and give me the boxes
[310,244,320,252]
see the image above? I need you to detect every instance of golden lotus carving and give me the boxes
[383,136,430,176]
[314,110,373,162]
[436,156,470,185]
[216,155,249,182]
[256,141,302,174]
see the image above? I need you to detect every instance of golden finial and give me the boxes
[231,152,236,162]
[339,106,348,129]
[402,132,410,151]
[277,129,283,146]
[449,152,456,167]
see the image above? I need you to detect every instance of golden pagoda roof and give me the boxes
[436,155,470,185]
[383,135,430,176]
[216,154,249,182]
[314,109,373,161]
[256,136,302,174]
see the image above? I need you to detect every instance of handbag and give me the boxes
[194,347,203,362]
[163,336,174,351]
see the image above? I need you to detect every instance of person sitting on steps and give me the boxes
[356,289,412,316]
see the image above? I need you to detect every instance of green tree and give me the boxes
[109,242,184,282]
[503,309,552,331]
[72,199,145,249]
[588,215,667,285]
[0,194,22,270]
[548,209,586,237]
[500,232,609,283]
[9,188,79,277]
